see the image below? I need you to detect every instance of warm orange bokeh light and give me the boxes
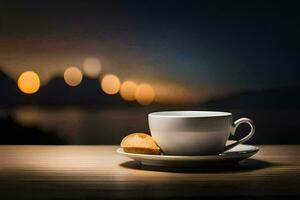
[17,71,40,94]
[101,74,121,95]
[120,80,137,101]
[135,83,155,105]
[64,67,83,87]
[83,57,101,78]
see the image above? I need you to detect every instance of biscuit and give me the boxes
[120,133,161,155]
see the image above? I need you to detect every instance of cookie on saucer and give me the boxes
[121,133,161,155]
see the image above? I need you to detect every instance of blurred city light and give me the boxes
[83,57,101,78]
[135,83,155,105]
[120,80,137,101]
[17,71,41,94]
[101,74,120,95]
[64,67,83,87]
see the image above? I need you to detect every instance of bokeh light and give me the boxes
[83,57,101,78]
[64,67,83,87]
[135,83,155,105]
[17,71,40,94]
[101,74,120,95]
[120,80,137,101]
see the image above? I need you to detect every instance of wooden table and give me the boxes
[0,145,299,199]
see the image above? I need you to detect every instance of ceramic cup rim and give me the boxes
[148,111,232,118]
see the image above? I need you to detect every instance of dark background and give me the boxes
[0,0,299,145]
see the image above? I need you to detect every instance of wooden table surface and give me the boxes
[0,145,299,199]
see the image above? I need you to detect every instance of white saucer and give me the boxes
[117,141,259,167]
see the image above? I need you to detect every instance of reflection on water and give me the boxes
[12,106,151,144]
[0,106,299,144]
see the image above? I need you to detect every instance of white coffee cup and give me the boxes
[148,111,255,155]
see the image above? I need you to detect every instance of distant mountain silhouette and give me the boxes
[1,68,299,108]
[202,87,300,109]
[0,69,21,106]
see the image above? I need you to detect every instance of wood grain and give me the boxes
[0,145,299,199]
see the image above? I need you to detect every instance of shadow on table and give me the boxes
[120,159,276,173]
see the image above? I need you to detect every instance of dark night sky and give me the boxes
[0,0,299,101]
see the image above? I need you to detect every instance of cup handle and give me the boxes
[223,117,255,152]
